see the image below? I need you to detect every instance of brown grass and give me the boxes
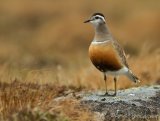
[0,0,159,120]
[0,80,92,121]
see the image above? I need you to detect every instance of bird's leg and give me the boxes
[103,73,108,95]
[112,77,117,96]
[101,74,117,97]
[107,77,117,96]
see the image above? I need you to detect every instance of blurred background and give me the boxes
[0,0,159,89]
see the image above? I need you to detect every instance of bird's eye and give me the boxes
[95,17,99,19]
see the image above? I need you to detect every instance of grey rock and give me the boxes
[81,86,160,121]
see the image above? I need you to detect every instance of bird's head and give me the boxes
[84,13,106,26]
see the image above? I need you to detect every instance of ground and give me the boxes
[81,86,160,121]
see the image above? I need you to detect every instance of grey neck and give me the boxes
[93,23,113,42]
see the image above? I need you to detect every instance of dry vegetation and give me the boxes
[0,0,159,120]
[0,80,92,121]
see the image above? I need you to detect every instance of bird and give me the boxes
[84,13,140,96]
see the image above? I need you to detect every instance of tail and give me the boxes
[126,70,140,83]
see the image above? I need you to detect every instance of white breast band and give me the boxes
[91,40,110,45]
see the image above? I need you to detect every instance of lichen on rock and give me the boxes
[81,86,160,121]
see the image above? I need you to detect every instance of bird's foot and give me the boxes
[100,92,117,97]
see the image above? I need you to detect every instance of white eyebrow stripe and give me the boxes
[95,15,105,22]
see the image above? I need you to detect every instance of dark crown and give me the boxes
[92,13,105,18]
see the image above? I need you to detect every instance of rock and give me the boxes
[81,86,160,121]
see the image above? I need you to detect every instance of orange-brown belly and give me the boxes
[89,43,122,72]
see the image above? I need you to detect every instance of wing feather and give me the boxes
[112,40,129,68]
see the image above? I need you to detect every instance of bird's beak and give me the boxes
[84,19,91,23]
